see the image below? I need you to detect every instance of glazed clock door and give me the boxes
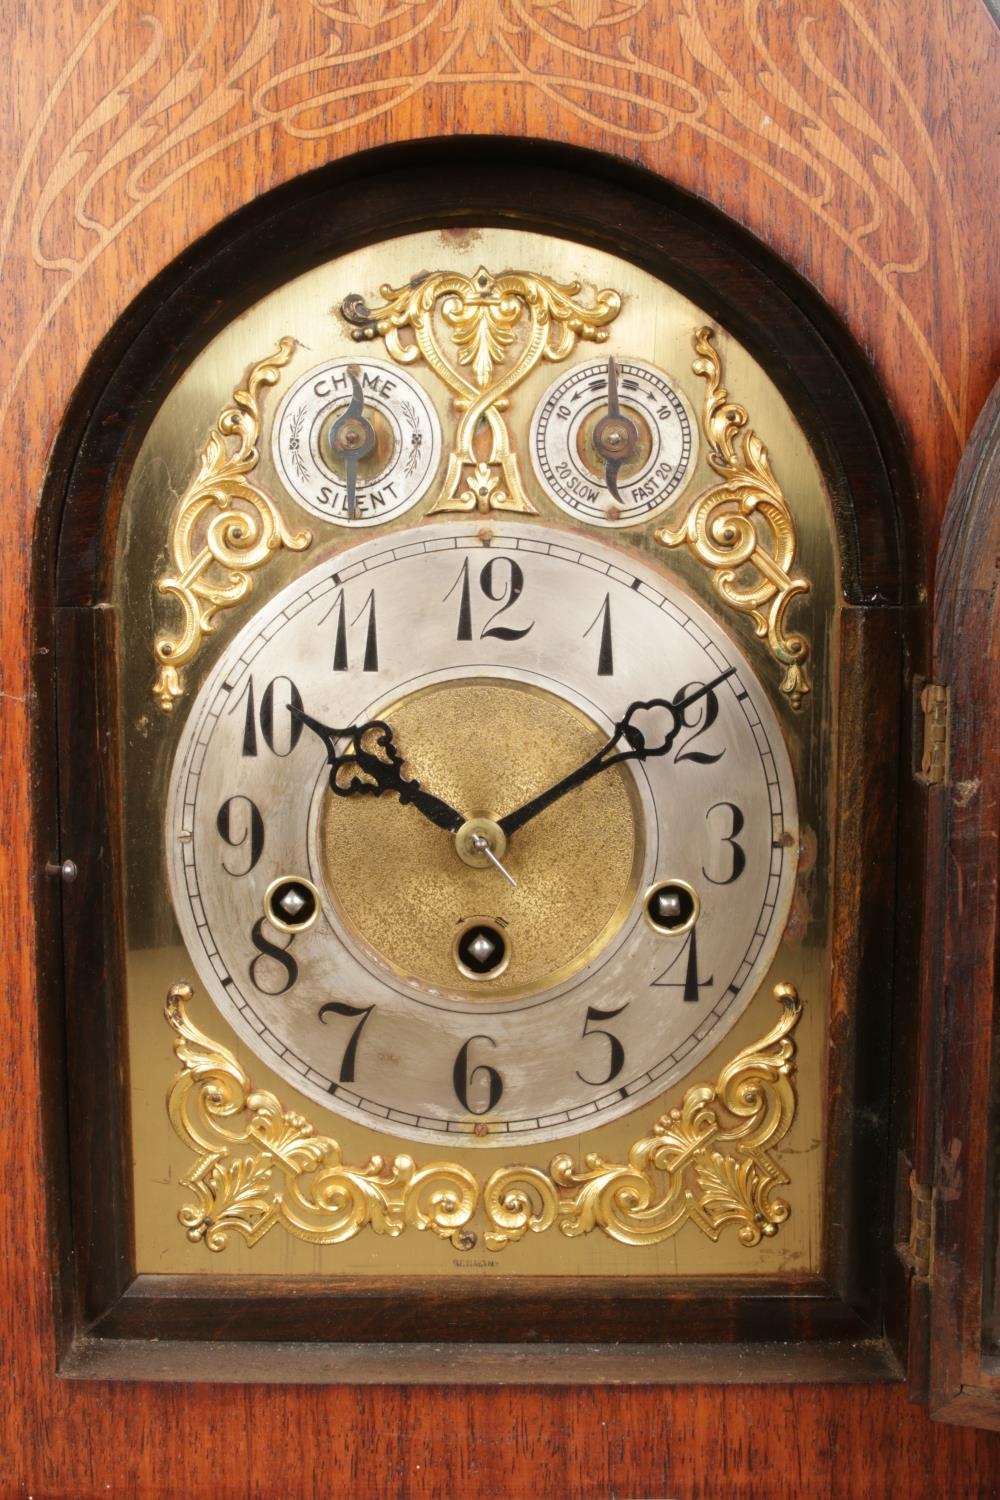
[920,378,1000,1429]
[50,158,914,1379]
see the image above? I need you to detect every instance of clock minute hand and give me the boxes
[592,354,639,503]
[496,670,737,841]
[291,706,466,833]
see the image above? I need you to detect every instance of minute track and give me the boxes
[165,521,797,1145]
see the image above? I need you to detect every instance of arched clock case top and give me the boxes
[42,142,920,1382]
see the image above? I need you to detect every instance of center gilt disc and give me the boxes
[317,679,644,999]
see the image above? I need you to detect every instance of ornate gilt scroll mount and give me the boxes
[484,985,800,1250]
[342,267,621,514]
[656,328,811,709]
[165,983,800,1254]
[165,984,478,1248]
[152,339,312,711]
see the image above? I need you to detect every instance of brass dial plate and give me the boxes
[115,225,836,1277]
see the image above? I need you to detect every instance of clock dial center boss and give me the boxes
[310,677,646,998]
[166,522,798,1143]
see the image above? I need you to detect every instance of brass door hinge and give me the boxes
[898,1170,934,1281]
[916,681,950,787]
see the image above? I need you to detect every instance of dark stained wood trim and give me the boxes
[883,599,932,1372]
[54,607,135,1326]
[823,605,906,1325]
[84,1272,873,1347]
[32,607,77,1367]
[923,378,1000,1429]
[61,1333,903,1387]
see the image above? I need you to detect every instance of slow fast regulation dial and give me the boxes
[530,356,697,527]
[166,522,798,1146]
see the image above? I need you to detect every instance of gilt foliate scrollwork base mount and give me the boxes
[152,338,312,711]
[165,982,800,1254]
[659,328,812,709]
[341,267,622,515]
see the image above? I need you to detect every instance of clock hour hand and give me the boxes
[497,670,736,840]
[592,355,639,503]
[327,369,377,521]
[291,706,466,833]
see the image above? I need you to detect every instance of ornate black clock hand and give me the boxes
[497,670,737,840]
[592,354,639,502]
[292,706,466,833]
[326,368,377,520]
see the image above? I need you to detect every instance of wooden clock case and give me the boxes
[37,139,938,1387]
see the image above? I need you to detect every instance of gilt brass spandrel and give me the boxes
[129,938,823,1278]
[163,979,800,1255]
[152,337,312,711]
[657,328,812,709]
[342,267,622,517]
[115,226,837,1278]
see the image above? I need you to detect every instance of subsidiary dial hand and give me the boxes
[292,706,466,833]
[327,368,377,520]
[497,670,736,840]
[592,355,640,502]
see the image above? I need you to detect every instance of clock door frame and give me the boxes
[915,377,1000,1428]
[43,141,920,1383]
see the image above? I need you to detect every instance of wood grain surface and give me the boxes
[3,0,1000,1494]
[4,1380,1000,1499]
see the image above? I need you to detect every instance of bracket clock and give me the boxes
[38,144,997,1418]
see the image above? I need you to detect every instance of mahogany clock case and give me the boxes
[40,142,920,1382]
